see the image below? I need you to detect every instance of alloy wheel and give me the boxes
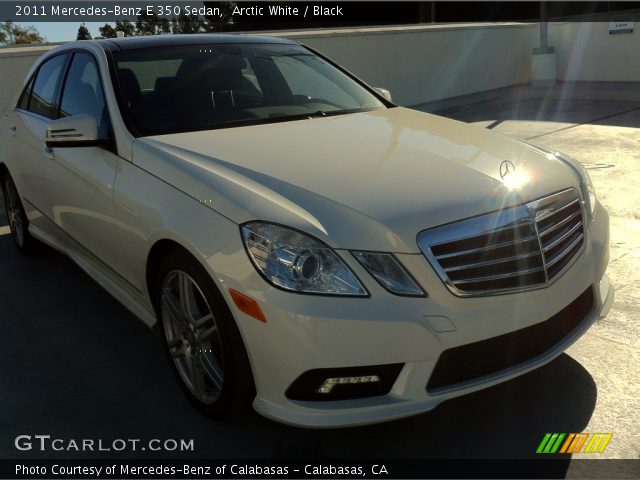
[3,179,24,247]
[160,270,225,404]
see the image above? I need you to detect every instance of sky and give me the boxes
[18,22,110,42]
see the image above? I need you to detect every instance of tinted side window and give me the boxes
[60,52,109,137]
[29,54,68,119]
[17,75,34,110]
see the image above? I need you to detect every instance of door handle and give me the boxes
[43,145,55,159]
[9,125,16,136]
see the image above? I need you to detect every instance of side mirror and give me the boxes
[46,114,108,148]
[373,87,392,102]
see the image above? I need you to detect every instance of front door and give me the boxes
[45,51,120,269]
[10,53,69,231]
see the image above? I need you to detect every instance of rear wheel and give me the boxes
[155,250,255,418]
[2,174,38,254]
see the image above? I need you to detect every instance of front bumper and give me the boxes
[205,201,612,428]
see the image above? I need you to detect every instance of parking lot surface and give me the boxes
[0,82,638,473]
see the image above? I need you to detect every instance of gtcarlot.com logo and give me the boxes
[536,432,613,454]
[15,435,194,452]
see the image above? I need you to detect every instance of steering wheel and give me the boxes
[295,95,343,110]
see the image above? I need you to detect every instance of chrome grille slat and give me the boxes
[434,234,539,260]
[443,251,541,273]
[545,233,584,268]
[535,198,580,222]
[542,220,583,252]
[452,266,546,285]
[539,210,581,237]
[431,221,535,248]
[417,188,585,296]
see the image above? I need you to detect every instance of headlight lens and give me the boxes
[550,151,597,220]
[352,252,425,297]
[575,161,597,219]
[241,222,368,296]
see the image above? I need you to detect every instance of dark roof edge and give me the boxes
[93,33,294,51]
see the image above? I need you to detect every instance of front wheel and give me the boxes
[2,174,38,254]
[155,251,255,418]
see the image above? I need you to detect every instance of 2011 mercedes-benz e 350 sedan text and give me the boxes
[0,35,613,427]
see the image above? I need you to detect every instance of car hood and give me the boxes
[134,107,579,253]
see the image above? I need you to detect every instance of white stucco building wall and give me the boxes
[0,21,638,116]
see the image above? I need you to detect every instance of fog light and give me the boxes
[317,375,381,394]
[286,364,403,401]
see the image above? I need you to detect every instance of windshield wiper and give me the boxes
[265,110,328,122]
[159,107,379,134]
[268,108,373,122]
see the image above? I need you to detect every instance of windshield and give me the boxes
[113,43,386,136]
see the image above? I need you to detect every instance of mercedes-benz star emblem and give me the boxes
[499,160,516,179]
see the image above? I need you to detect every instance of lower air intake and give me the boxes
[426,287,594,393]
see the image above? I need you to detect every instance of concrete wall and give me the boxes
[549,22,640,82]
[0,44,58,117]
[269,23,537,106]
[0,21,638,116]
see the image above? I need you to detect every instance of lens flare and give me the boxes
[502,170,531,190]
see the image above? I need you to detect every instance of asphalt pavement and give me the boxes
[0,82,638,476]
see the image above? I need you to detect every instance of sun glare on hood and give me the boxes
[502,169,532,190]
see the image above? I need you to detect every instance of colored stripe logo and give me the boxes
[536,433,612,454]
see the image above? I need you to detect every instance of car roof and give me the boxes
[93,33,295,51]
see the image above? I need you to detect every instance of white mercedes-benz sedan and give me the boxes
[0,35,613,427]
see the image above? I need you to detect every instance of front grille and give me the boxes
[426,286,594,393]
[417,189,585,296]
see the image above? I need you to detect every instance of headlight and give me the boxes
[575,161,597,220]
[241,222,368,296]
[352,252,425,297]
[554,152,597,220]
[527,146,598,221]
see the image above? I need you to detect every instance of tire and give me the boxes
[154,250,256,418]
[1,173,39,255]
